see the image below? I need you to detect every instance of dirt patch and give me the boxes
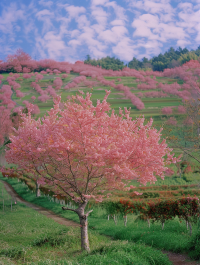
[162,250,200,265]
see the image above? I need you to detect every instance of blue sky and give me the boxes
[0,0,200,64]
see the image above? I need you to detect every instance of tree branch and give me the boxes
[62,206,77,213]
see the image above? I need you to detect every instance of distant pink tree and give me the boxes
[183,117,193,126]
[53,77,63,89]
[23,73,32,79]
[16,90,25,98]
[166,117,177,126]
[137,92,143,98]
[38,95,50,102]
[6,48,31,63]
[22,100,29,107]
[61,74,68,79]
[35,74,43,82]
[22,67,31,73]
[178,105,186,114]
[31,105,40,115]
[12,82,21,90]
[0,106,12,148]
[46,86,57,97]
[162,107,173,115]
[31,96,36,102]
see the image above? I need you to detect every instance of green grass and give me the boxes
[1,174,200,263]
[0,177,172,265]
[0,72,189,128]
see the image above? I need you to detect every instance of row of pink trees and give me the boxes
[2,49,200,111]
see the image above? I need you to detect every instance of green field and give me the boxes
[0,72,185,126]
[0,177,173,265]
[1,175,200,264]
[1,71,200,263]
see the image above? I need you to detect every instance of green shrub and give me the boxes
[183,173,200,183]
[142,192,160,198]
[188,230,200,260]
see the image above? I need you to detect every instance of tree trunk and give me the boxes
[79,214,90,252]
[111,214,117,225]
[36,181,41,197]
[162,221,165,230]
[62,200,93,253]
[186,220,189,230]
[147,217,150,228]
[188,222,192,236]
[123,215,127,227]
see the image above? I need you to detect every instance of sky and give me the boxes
[0,0,200,64]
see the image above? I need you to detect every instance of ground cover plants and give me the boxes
[0,177,172,265]
[1,174,200,263]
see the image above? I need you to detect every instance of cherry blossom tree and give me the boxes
[162,107,173,115]
[166,117,177,126]
[3,90,180,252]
[53,77,63,88]
[38,95,50,103]
[31,96,36,102]
[178,105,186,114]
[16,90,25,98]
[6,48,31,63]
[162,94,200,164]
[0,106,12,153]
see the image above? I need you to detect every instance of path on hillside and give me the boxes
[1,180,200,265]
[1,180,80,227]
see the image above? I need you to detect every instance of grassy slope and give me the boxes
[0,178,172,265]
[1,72,184,125]
[1,72,199,263]
[1,175,200,264]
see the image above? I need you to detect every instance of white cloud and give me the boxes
[0,3,25,34]
[137,39,163,57]
[35,30,76,62]
[36,9,54,17]
[91,0,109,7]
[70,29,80,38]
[68,39,82,47]
[65,5,86,18]
[177,2,193,11]
[112,37,137,61]
[38,0,53,8]
[98,26,128,43]
[132,12,189,44]
[76,15,90,29]
[76,26,107,58]
[105,1,127,21]
[128,0,174,14]
[36,9,54,35]
[110,19,125,26]
[176,39,191,48]
[91,24,105,34]
[91,6,108,27]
